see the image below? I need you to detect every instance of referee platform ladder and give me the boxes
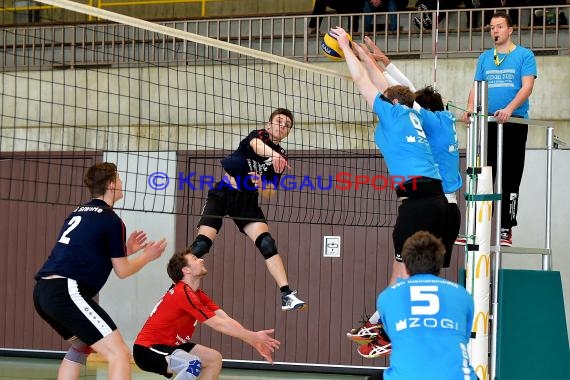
[464,81,569,380]
[491,121,569,380]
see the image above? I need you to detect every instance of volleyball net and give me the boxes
[0,0,399,227]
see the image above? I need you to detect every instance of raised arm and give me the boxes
[355,42,392,95]
[364,36,417,91]
[203,309,280,363]
[328,27,380,108]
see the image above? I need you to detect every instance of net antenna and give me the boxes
[433,0,440,88]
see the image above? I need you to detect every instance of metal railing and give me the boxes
[1,6,569,70]
[1,0,219,19]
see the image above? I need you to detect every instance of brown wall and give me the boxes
[0,154,99,351]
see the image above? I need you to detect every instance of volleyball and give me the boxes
[321,31,351,61]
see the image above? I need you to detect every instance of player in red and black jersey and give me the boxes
[133,250,280,379]
[188,108,306,311]
[33,162,167,380]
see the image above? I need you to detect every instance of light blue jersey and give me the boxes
[418,109,462,193]
[474,45,537,118]
[378,274,477,380]
[373,95,441,181]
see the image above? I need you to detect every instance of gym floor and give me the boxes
[0,356,374,379]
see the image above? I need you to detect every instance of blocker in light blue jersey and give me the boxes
[373,95,441,182]
[474,45,537,118]
[378,274,478,380]
[416,108,462,194]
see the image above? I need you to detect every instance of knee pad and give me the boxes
[169,349,201,380]
[190,235,213,258]
[255,232,278,260]
[64,338,93,365]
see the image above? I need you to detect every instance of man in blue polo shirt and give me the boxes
[463,12,537,246]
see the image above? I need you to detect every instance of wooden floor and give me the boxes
[0,356,373,380]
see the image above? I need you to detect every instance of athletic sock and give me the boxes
[369,310,380,324]
[280,285,291,295]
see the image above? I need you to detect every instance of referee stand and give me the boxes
[465,81,569,380]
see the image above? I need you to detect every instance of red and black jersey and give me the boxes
[220,129,287,189]
[134,282,219,347]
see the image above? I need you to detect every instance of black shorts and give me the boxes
[33,278,117,346]
[133,343,196,378]
[443,201,461,268]
[197,184,267,234]
[393,194,448,262]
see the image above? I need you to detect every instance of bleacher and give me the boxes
[0,2,568,71]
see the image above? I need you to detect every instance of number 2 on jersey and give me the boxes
[410,285,440,315]
[58,216,82,244]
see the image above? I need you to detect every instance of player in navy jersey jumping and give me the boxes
[187,108,306,311]
[133,249,280,379]
[378,231,477,380]
[33,162,167,380]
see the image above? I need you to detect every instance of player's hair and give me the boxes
[269,108,294,128]
[384,85,415,108]
[415,86,445,111]
[402,231,445,276]
[167,250,191,283]
[83,162,118,197]
[491,12,513,28]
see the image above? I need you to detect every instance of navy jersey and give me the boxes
[220,129,287,190]
[417,108,462,193]
[35,199,127,296]
[373,95,441,182]
[378,274,477,380]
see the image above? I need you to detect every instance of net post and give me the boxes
[465,80,492,380]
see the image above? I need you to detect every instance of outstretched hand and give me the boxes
[356,42,373,60]
[328,27,351,50]
[251,329,281,363]
[142,238,167,262]
[364,36,390,66]
[126,230,148,255]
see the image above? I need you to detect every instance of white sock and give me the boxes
[369,310,380,324]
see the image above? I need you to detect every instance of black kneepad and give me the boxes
[255,232,278,259]
[190,235,213,258]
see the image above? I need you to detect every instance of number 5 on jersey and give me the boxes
[410,285,440,315]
